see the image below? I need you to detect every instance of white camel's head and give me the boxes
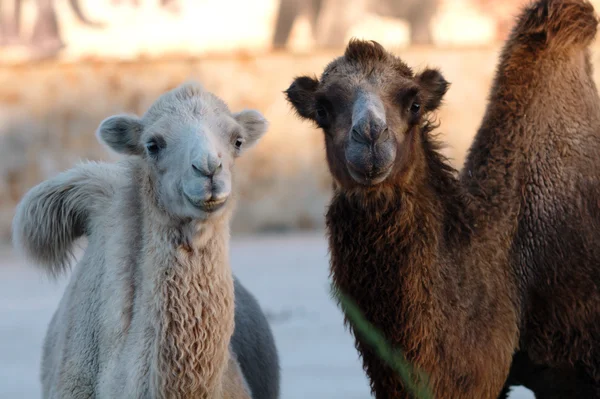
[97,82,268,221]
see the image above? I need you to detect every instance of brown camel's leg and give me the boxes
[0,0,22,45]
[307,0,323,41]
[375,0,437,46]
[68,0,104,27]
[159,0,179,13]
[30,0,64,56]
[315,0,367,48]
[500,351,597,399]
[272,0,302,49]
[111,0,140,6]
[405,0,437,45]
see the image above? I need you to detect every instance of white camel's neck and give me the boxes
[135,168,235,398]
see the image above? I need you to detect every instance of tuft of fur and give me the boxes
[11,162,120,276]
[510,0,598,50]
[344,39,389,65]
[342,38,413,76]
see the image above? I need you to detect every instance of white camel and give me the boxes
[12,82,275,398]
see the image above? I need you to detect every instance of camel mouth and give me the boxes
[184,193,229,213]
[347,162,393,186]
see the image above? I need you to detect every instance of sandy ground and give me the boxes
[0,233,533,399]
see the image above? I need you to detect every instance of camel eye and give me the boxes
[145,140,161,155]
[410,102,421,114]
[234,138,244,150]
[315,104,328,122]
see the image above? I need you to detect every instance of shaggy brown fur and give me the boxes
[285,0,600,397]
[464,0,600,397]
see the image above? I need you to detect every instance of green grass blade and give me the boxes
[331,285,434,399]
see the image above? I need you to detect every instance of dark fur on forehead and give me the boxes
[341,39,413,77]
[344,39,388,64]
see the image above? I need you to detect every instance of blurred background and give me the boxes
[7,0,600,237]
[2,0,598,397]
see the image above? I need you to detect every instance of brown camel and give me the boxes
[0,0,103,56]
[467,0,600,396]
[285,0,600,397]
[272,0,438,49]
[287,38,518,399]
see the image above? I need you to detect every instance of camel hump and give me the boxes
[513,0,598,49]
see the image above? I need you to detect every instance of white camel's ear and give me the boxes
[96,114,144,156]
[233,110,268,153]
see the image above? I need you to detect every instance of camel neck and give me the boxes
[132,166,234,398]
[327,167,457,316]
[326,138,474,397]
[150,228,234,398]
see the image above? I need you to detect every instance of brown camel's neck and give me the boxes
[133,164,235,398]
[327,129,475,397]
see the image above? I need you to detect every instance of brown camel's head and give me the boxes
[286,39,448,190]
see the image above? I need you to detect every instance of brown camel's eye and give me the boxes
[410,102,421,114]
[315,104,329,125]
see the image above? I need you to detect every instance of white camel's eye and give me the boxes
[146,140,160,155]
[234,138,244,150]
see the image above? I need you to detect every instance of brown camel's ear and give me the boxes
[416,68,449,112]
[96,114,144,156]
[285,76,320,121]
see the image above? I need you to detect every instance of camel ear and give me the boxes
[416,68,449,112]
[233,110,268,153]
[285,76,320,121]
[96,114,144,156]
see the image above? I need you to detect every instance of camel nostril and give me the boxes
[351,127,368,144]
[371,126,388,143]
[375,127,389,143]
[192,162,202,174]
[192,161,214,177]
[191,158,222,177]
[351,124,388,144]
